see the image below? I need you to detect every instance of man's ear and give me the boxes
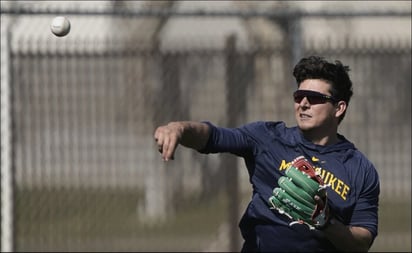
[335,101,347,118]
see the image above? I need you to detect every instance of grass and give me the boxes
[14,187,228,251]
[369,199,411,252]
[13,187,411,252]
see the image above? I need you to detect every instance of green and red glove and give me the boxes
[269,156,331,230]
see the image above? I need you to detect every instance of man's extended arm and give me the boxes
[154,121,210,161]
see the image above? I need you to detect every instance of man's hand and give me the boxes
[154,121,211,161]
[154,122,184,161]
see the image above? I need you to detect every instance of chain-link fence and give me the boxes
[1,2,411,252]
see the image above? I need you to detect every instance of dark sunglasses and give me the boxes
[293,90,338,104]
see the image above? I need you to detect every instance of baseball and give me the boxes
[51,16,71,37]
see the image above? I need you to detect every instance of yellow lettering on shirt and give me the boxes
[335,179,343,195]
[320,169,350,201]
[328,175,338,189]
[323,171,331,182]
[279,160,292,171]
[340,185,350,200]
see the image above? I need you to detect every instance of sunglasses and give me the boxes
[293,90,338,104]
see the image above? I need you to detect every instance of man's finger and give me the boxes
[153,125,179,161]
[163,135,179,161]
[314,195,325,206]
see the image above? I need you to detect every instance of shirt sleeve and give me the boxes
[198,121,252,156]
[350,161,380,240]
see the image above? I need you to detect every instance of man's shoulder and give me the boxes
[240,121,297,143]
[242,121,291,131]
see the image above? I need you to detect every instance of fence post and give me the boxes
[224,34,242,251]
[1,17,15,253]
[288,16,303,67]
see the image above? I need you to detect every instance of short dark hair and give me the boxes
[293,55,353,122]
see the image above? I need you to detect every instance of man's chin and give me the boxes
[297,121,313,131]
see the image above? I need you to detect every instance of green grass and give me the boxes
[378,199,411,233]
[369,199,411,252]
[13,187,411,252]
[15,187,228,251]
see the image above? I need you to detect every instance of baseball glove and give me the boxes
[269,156,330,230]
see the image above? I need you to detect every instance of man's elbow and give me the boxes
[349,226,374,252]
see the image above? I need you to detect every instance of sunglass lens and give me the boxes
[294,95,303,103]
[293,90,328,104]
[307,96,326,104]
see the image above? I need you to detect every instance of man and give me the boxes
[154,56,380,252]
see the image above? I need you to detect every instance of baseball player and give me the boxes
[154,56,380,252]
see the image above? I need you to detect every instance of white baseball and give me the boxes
[51,16,71,37]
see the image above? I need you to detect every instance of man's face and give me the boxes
[294,79,339,132]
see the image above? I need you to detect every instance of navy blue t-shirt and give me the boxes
[199,121,380,252]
